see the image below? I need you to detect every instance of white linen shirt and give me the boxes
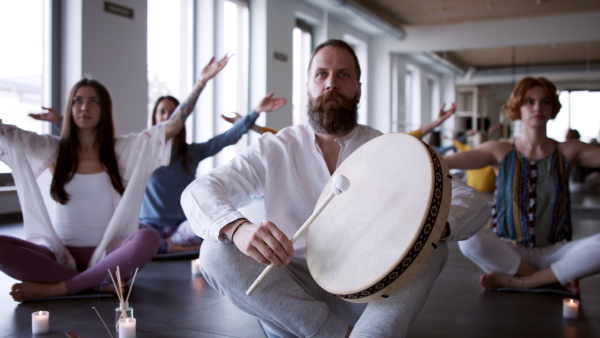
[182,124,491,258]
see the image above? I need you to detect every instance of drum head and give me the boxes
[306,133,450,302]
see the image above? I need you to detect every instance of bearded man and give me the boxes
[181,39,490,338]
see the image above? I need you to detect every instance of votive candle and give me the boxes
[32,311,49,334]
[191,258,201,275]
[118,317,136,338]
[563,298,580,319]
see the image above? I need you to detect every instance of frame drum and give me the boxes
[306,133,451,303]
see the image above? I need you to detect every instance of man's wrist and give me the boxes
[220,218,248,243]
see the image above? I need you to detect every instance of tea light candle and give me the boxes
[118,317,136,338]
[191,258,201,275]
[563,298,580,319]
[31,311,49,334]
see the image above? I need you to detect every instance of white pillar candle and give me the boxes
[31,311,49,334]
[563,298,580,319]
[118,317,136,338]
[191,258,201,275]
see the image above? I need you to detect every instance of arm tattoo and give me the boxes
[168,103,189,124]
[168,80,205,125]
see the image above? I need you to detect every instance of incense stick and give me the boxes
[125,268,139,304]
[107,269,124,304]
[92,307,114,338]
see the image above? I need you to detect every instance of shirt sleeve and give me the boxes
[115,124,171,184]
[442,176,491,242]
[0,120,58,175]
[261,126,278,134]
[189,112,259,160]
[181,140,267,242]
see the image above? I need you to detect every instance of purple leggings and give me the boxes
[0,229,160,294]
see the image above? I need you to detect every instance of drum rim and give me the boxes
[333,141,448,300]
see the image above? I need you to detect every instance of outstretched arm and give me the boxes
[221,113,279,134]
[562,140,600,168]
[444,140,505,171]
[253,92,287,114]
[29,107,61,124]
[419,102,456,138]
[221,92,286,134]
[29,107,62,135]
[165,54,231,140]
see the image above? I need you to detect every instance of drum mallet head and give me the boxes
[332,174,350,195]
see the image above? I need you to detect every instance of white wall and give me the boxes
[62,0,148,135]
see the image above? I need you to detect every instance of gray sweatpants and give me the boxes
[199,241,449,338]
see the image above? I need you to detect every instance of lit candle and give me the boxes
[118,317,136,338]
[31,311,49,334]
[191,258,201,275]
[563,298,580,319]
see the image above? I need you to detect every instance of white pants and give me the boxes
[199,240,449,338]
[458,226,600,284]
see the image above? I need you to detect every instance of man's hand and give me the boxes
[29,107,61,124]
[228,221,295,267]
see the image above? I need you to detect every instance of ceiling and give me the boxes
[305,0,600,88]
[365,0,600,70]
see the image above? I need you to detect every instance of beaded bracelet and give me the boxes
[231,219,251,245]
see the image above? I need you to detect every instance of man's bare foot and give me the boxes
[10,281,68,302]
[479,272,523,290]
[169,243,201,253]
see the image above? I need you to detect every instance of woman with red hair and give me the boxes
[445,76,600,294]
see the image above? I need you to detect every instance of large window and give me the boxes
[218,0,249,164]
[292,20,312,126]
[549,91,600,142]
[0,1,51,173]
[147,0,193,127]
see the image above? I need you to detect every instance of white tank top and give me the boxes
[50,172,115,247]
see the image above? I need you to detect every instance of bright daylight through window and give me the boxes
[0,1,50,173]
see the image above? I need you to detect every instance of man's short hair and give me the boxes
[308,39,361,81]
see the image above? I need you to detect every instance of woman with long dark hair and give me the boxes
[140,92,286,254]
[0,55,229,302]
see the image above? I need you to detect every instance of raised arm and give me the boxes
[29,107,61,124]
[418,102,456,138]
[29,107,62,135]
[165,54,231,140]
[221,92,286,134]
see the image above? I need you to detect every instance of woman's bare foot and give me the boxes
[10,281,68,302]
[567,279,580,295]
[479,272,523,290]
[99,281,125,296]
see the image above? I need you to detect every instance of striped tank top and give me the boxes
[491,142,572,248]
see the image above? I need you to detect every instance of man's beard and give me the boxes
[307,90,359,135]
